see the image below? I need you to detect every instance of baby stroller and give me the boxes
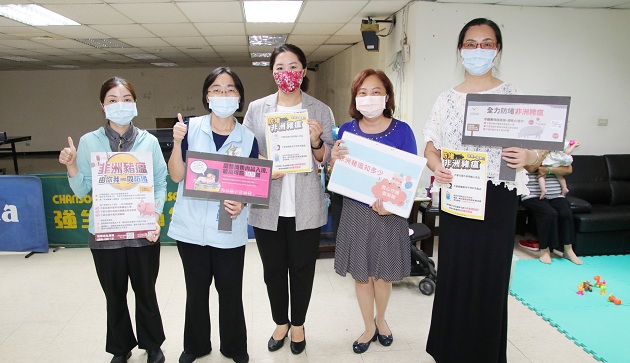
[409,223,437,295]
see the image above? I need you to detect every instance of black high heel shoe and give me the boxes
[375,319,393,346]
[267,323,290,352]
[352,329,378,354]
[290,326,306,355]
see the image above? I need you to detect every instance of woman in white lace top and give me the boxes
[423,18,540,363]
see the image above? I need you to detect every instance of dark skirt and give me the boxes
[334,197,411,282]
[426,182,517,363]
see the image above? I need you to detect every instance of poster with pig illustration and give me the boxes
[462,94,570,181]
[91,152,156,241]
[462,94,570,150]
[327,133,426,218]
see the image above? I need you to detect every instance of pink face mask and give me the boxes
[273,70,303,94]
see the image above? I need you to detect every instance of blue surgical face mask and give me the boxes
[104,102,137,126]
[461,48,497,76]
[208,97,239,118]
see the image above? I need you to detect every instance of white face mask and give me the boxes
[355,95,386,119]
[208,96,239,118]
[461,48,497,76]
[104,102,137,126]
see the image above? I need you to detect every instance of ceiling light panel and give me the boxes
[251,52,271,58]
[244,1,303,23]
[248,34,287,46]
[0,55,42,62]
[152,62,178,67]
[42,4,133,25]
[0,4,79,26]
[49,64,80,69]
[126,53,161,60]
[75,38,133,49]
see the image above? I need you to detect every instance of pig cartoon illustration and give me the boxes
[137,200,155,217]
[518,125,544,139]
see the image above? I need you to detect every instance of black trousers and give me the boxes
[521,197,575,250]
[91,244,165,356]
[177,241,247,358]
[254,217,320,326]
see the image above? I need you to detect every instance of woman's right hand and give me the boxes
[59,136,79,177]
[330,139,348,167]
[59,136,77,166]
[173,113,187,143]
[433,164,453,184]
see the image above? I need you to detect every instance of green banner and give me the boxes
[35,173,178,247]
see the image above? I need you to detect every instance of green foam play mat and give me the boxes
[510,255,630,363]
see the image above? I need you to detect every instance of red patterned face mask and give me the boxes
[273,70,303,94]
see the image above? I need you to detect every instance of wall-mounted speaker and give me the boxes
[361,22,380,52]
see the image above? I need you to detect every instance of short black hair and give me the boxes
[201,67,245,112]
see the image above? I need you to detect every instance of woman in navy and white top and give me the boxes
[331,68,417,354]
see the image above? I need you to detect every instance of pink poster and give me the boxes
[183,151,272,205]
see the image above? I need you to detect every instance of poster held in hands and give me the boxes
[327,132,426,218]
[91,152,156,241]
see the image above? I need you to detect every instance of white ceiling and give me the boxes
[0,0,628,71]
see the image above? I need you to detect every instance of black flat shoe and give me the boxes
[267,323,290,352]
[290,326,306,355]
[231,352,249,363]
[179,351,197,363]
[147,348,165,363]
[110,351,131,363]
[352,330,378,354]
[375,320,393,346]
[221,349,249,363]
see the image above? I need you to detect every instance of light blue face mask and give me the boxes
[104,102,137,126]
[208,97,239,118]
[461,48,497,76]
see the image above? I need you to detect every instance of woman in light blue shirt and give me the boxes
[59,77,167,363]
[167,67,258,363]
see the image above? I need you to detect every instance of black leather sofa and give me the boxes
[563,154,630,256]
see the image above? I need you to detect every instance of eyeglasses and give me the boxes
[207,86,239,96]
[462,41,497,50]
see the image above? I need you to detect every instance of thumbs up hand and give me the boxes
[59,136,79,177]
[173,113,188,143]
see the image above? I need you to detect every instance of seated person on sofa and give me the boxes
[536,140,580,198]
[522,150,583,265]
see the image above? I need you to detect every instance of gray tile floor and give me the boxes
[0,155,598,362]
